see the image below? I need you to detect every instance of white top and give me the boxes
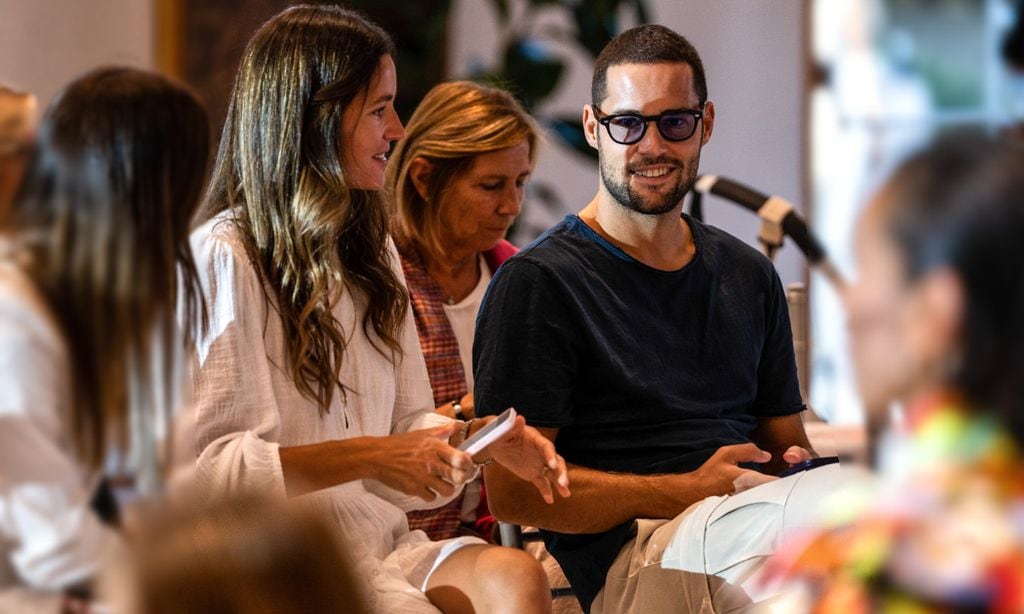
[185,213,470,612]
[0,259,114,611]
[441,256,491,393]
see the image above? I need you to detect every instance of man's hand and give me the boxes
[690,443,778,495]
[750,414,818,475]
[781,445,814,467]
[480,416,570,504]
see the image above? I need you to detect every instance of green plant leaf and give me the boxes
[546,116,599,163]
[501,38,565,110]
[571,1,619,58]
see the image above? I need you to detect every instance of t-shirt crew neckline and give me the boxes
[567,213,702,276]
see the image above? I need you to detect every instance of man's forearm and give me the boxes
[485,461,706,534]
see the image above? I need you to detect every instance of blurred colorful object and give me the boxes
[770,394,1024,612]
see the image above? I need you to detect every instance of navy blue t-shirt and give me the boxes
[473,214,804,611]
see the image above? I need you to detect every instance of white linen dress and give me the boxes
[187,213,481,613]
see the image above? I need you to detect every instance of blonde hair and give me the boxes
[387,81,539,260]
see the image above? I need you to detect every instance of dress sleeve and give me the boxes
[186,231,286,498]
[362,240,462,512]
[472,258,582,427]
[0,297,114,593]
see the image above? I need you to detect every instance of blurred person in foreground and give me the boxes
[386,80,537,542]
[766,134,1024,612]
[0,84,36,220]
[0,67,209,611]
[111,493,368,614]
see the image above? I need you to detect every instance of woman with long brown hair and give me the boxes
[187,5,568,612]
[0,67,209,610]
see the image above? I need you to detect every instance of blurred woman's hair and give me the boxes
[387,80,539,260]
[130,494,367,614]
[879,133,1024,442]
[199,4,405,415]
[8,67,209,468]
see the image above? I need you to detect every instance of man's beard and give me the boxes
[600,152,700,216]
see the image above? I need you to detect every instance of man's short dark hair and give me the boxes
[591,24,708,107]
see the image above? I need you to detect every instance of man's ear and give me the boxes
[583,104,600,150]
[408,156,434,201]
[700,100,715,146]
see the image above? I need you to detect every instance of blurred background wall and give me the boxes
[1,0,806,281]
[2,0,1020,426]
[0,0,155,106]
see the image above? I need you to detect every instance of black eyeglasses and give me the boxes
[593,105,705,145]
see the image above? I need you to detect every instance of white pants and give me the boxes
[591,464,867,614]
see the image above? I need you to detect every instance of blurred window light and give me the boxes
[810,0,1022,425]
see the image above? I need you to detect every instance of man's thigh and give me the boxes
[593,464,860,614]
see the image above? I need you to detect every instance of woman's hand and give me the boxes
[479,416,570,504]
[370,423,476,501]
[435,392,475,420]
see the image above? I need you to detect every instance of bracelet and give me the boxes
[452,399,465,420]
[456,418,471,448]
[463,418,494,467]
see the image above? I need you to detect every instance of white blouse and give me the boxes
[0,260,113,612]
[441,255,492,393]
[186,213,475,612]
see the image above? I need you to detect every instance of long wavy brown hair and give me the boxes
[198,5,407,415]
[10,67,210,468]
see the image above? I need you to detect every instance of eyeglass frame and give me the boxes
[591,103,707,145]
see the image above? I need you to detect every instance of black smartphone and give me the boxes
[777,455,840,478]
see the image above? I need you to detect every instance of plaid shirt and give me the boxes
[397,238,516,541]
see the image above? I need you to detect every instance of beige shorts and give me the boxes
[591,464,858,614]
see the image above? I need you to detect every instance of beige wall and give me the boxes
[0,0,154,109]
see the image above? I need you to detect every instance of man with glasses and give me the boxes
[475,24,824,613]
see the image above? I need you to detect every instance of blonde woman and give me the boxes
[187,6,568,612]
[387,80,537,541]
